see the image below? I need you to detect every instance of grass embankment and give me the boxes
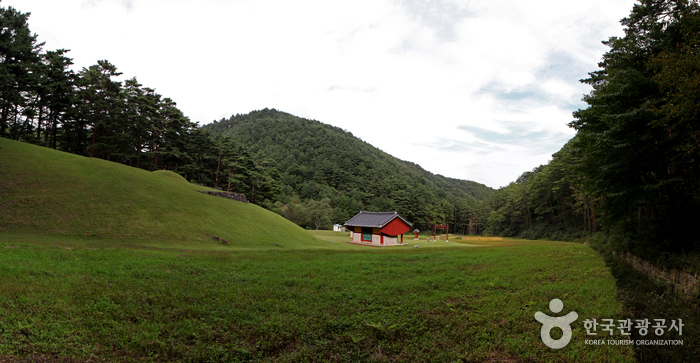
[0,137,316,249]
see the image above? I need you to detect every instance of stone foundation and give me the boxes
[350,232,402,246]
[197,191,249,203]
[612,251,699,301]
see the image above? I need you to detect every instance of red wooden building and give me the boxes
[344,211,412,246]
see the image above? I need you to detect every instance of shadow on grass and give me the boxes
[598,250,700,362]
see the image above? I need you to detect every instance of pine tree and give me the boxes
[0,6,44,137]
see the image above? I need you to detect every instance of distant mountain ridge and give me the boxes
[204,108,493,230]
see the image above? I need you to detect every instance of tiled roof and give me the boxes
[344,211,412,228]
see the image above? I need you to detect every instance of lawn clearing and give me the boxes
[0,234,633,362]
[307,230,487,249]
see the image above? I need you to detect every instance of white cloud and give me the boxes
[6,0,637,188]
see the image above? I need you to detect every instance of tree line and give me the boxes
[485,140,600,241]
[485,0,700,259]
[0,5,280,205]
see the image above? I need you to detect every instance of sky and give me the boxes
[5,0,638,188]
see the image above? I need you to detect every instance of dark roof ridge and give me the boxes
[344,211,412,229]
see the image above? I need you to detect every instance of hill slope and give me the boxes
[0,137,320,248]
[205,109,494,229]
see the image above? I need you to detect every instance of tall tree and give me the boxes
[0,6,43,137]
[306,198,333,230]
[41,49,75,149]
[76,60,123,158]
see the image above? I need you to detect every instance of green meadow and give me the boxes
[0,138,635,361]
[0,234,634,362]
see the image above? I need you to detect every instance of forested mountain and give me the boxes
[204,109,494,231]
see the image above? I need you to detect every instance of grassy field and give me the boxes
[0,231,636,362]
[3,138,688,361]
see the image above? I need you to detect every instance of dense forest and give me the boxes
[486,0,700,260]
[485,140,597,242]
[205,109,494,231]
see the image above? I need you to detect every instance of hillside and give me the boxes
[204,109,494,230]
[0,137,321,248]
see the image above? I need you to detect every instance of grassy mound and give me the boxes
[0,138,318,248]
[151,169,189,183]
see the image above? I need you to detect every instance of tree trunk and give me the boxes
[638,206,642,227]
[227,167,232,192]
[215,153,221,189]
[90,107,100,158]
[591,203,597,233]
[44,109,53,147]
[90,127,97,157]
[583,203,588,234]
[0,104,8,136]
[50,117,57,149]
[22,111,32,140]
[560,196,566,226]
[36,104,44,141]
[548,198,557,224]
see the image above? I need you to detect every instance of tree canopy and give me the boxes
[205,109,494,231]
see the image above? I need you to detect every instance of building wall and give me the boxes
[380,218,411,236]
[348,227,402,246]
[383,235,398,245]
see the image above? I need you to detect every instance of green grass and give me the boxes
[0,234,635,362]
[0,137,317,248]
